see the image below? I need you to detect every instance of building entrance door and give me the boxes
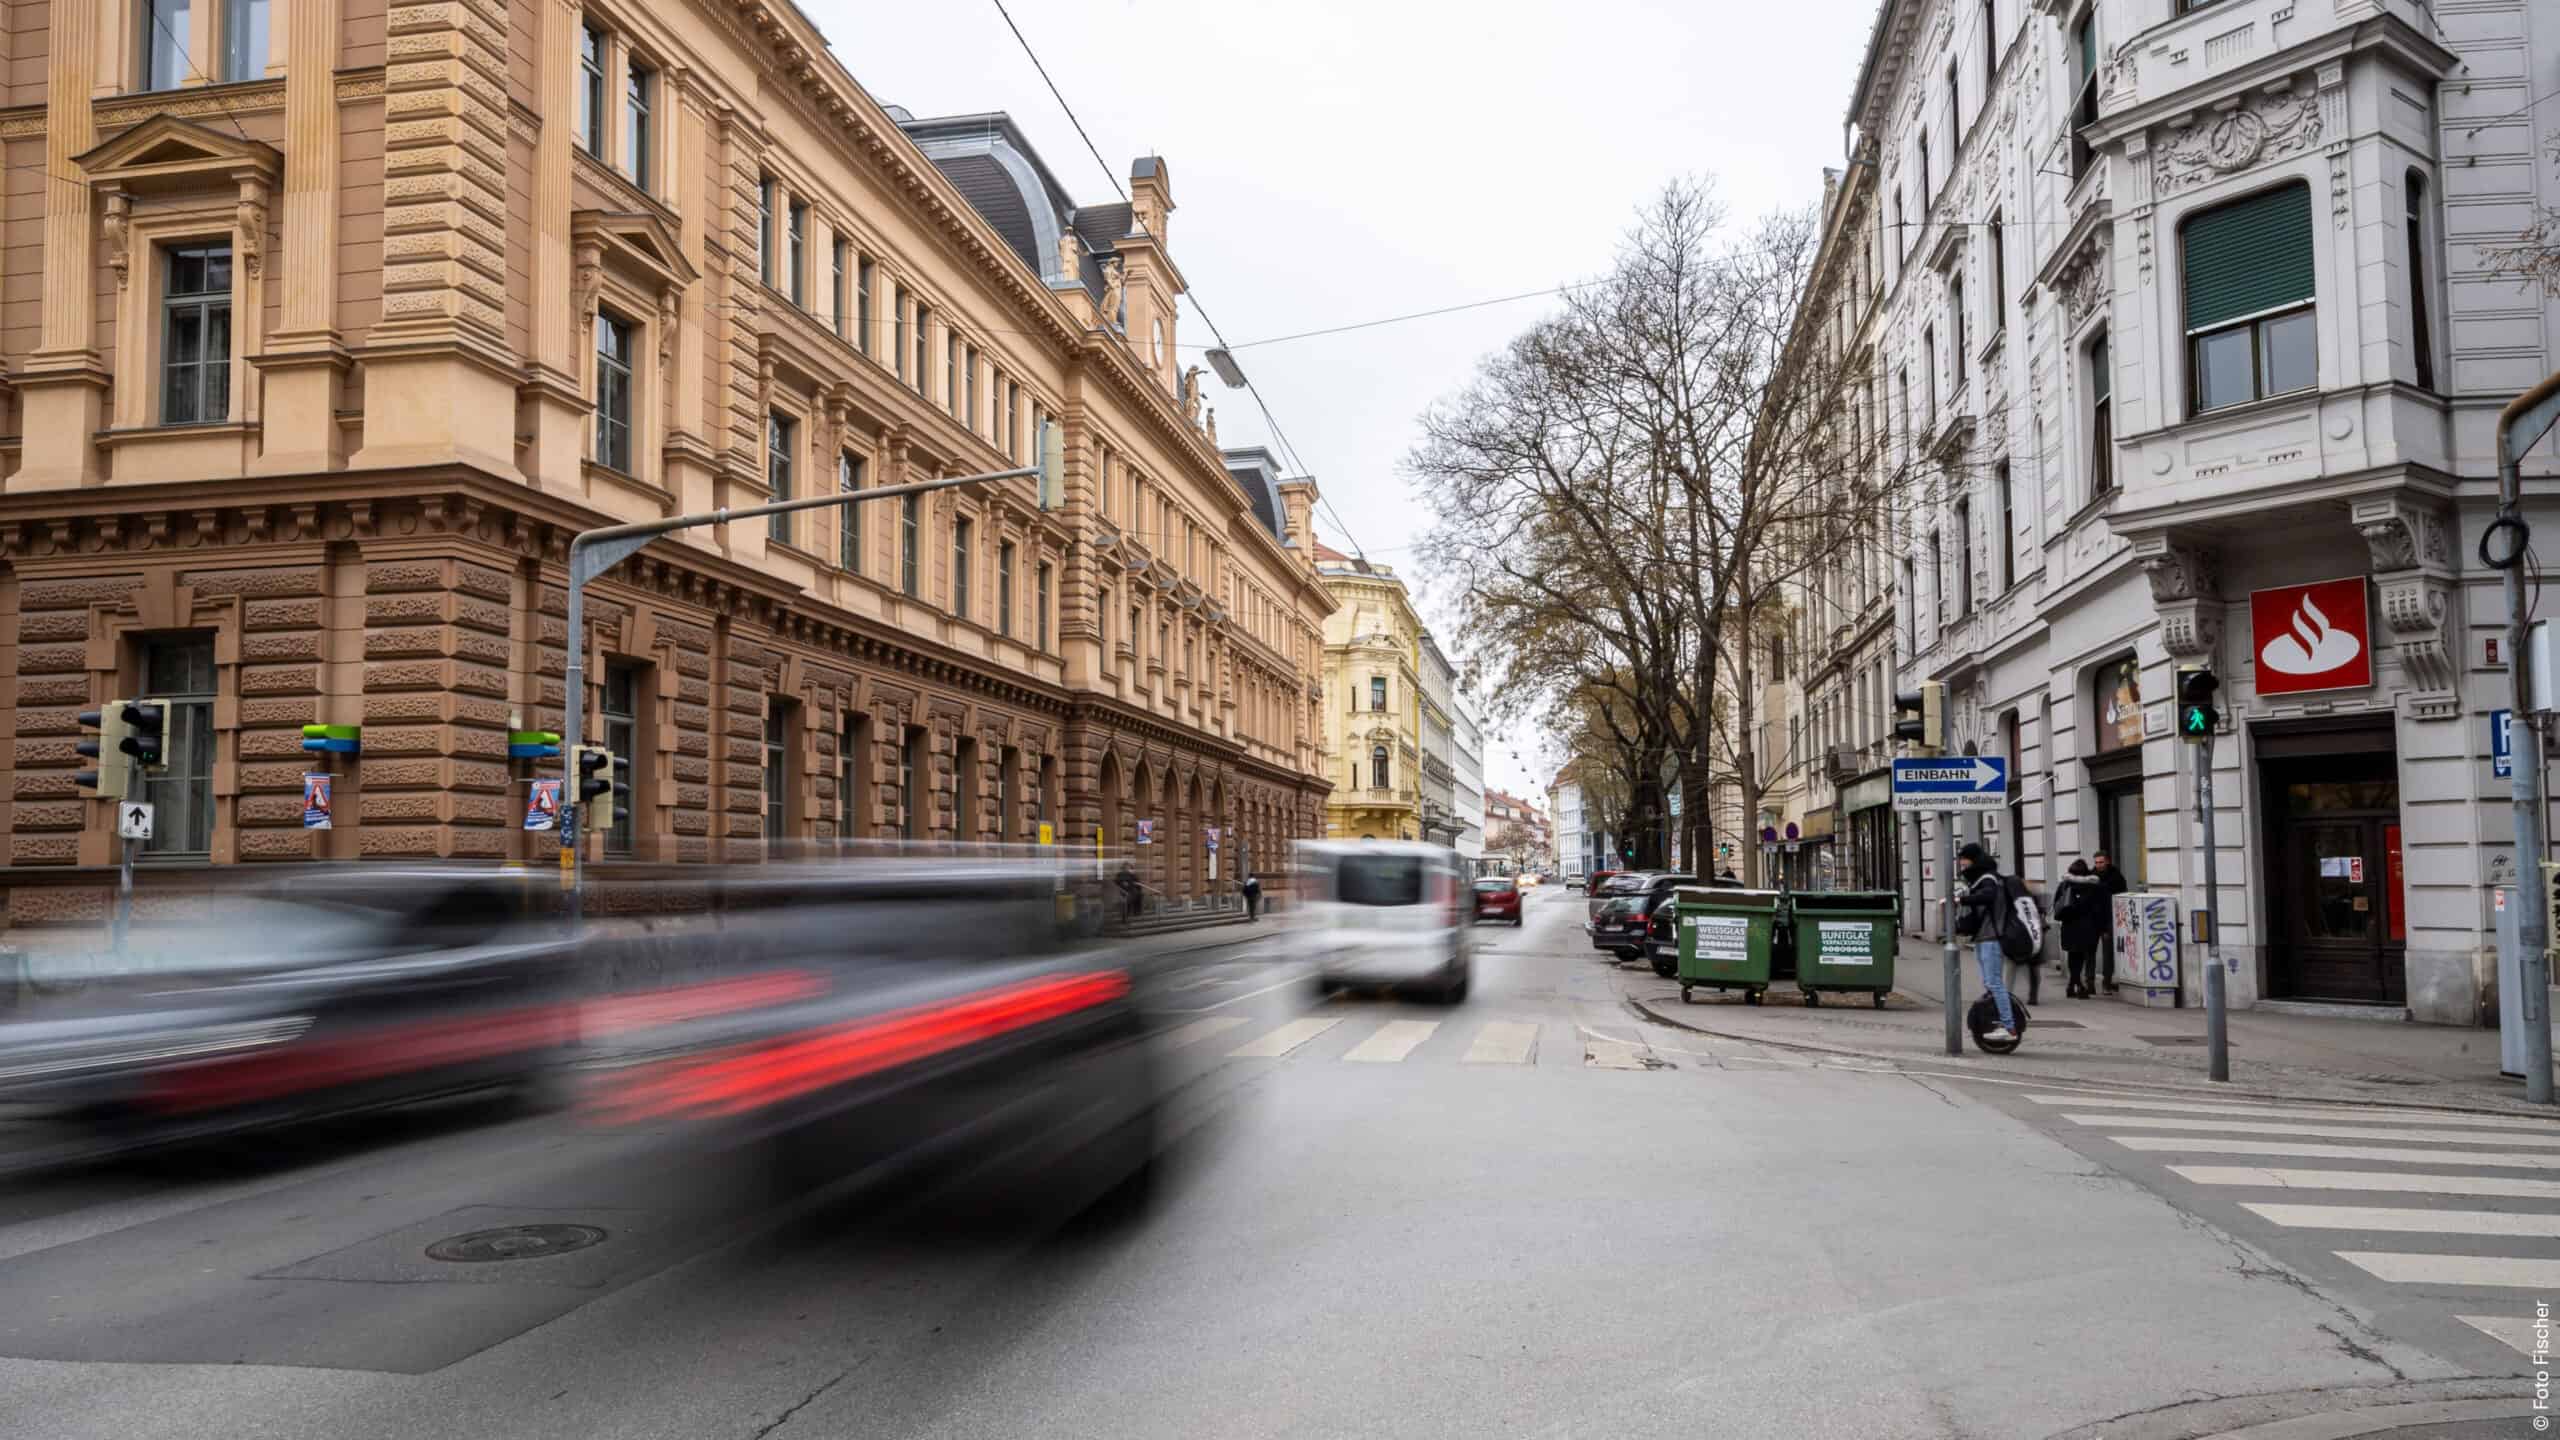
[2260,745,2403,1005]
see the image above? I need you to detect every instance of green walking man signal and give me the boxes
[2176,665,2221,743]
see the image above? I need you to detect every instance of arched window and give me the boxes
[1371,746,1390,790]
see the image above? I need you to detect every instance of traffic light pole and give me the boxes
[2494,373,2560,1106]
[1941,810,1960,1056]
[557,446,1054,925]
[2196,732,2228,1083]
[112,753,138,953]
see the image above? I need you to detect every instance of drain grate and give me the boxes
[426,1223,609,1264]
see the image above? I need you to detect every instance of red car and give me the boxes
[1471,876,1524,925]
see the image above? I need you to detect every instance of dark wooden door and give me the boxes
[2263,756,2403,1005]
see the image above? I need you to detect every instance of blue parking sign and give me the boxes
[2492,709,2513,778]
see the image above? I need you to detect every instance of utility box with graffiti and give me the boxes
[2113,892,2182,1009]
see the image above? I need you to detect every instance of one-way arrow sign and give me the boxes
[1891,756,2009,812]
[118,802,155,840]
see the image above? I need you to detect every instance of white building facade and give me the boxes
[1455,698,1488,867]
[1851,0,2560,1025]
[1418,632,1463,846]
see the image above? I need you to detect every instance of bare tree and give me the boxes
[2486,129,2560,297]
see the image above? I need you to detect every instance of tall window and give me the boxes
[624,61,654,190]
[1945,57,1961,147]
[900,495,921,596]
[1995,461,2015,591]
[2087,330,2115,497]
[1371,745,1390,789]
[1917,130,1932,212]
[838,452,865,573]
[594,311,634,472]
[766,413,794,545]
[839,713,872,843]
[857,258,876,357]
[997,541,1015,637]
[2407,172,2436,391]
[1371,675,1387,711]
[1929,529,1946,624]
[579,22,607,157]
[140,637,216,858]
[758,175,776,287]
[144,0,191,90]
[1001,379,1018,458]
[1900,556,1917,648]
[1987,213,2006,332]
[1896,368,1910,452]
[1921,325,1938,426]
[952,736,978,841]
[913,306,931,394]
[1954,497,1974,616]
[1981,0,1998,81]
[831,239,848,339]
[602,663,639,855]
[763,703,790,843]
[944,333,959,416]
[1892,187,1907,259]
[2071,12,2100,176]
[901,726,927,838]
[224,0,268,81]
[1036,561,1053,651]
[1950,277,1968,390]
[786,199,808,307]
[162,245,233,424]
[892,286,908,380]
[2184,183,2316,413]
[951,516,973,619]
[965,348,979,432]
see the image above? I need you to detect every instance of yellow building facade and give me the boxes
[1314,544,1425,842]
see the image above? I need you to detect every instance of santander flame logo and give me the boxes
[2258,591,2362,676]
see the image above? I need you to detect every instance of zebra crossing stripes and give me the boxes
[1182,1015,1584,1067]
[2108,1136,2560,1170]
[1343,1021,1439,1063]
[1227,1017,1343,1059]
[2058,1113,2560,1149]
[1464,1022,1540,1065]
[2167,1166,2560,1201]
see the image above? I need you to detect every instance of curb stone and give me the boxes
[1622,993,2560,1121]
[2035,1378,2531,1440]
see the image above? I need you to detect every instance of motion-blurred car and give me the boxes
[1587,869,1652,923]
[0,869,584,1145]
[1471,875,1523,925]
[1295,841,1470,1003]
[1590,873,1695,961]
[1584,869,1618,897]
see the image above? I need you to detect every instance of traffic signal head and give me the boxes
[575,745,630,832]
[2176,665,2221,742]
[75,701,130,799]
[119,700,165,767]
[1893,681,1946,756]
[1036,420,1065,512]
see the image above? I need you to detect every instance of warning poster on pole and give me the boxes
[301,774,333,830]
[525,779,562,832]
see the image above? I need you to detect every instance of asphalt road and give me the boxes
[0,890,2538,1439]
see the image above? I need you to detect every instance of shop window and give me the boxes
[140,636,217,858]
[2184,183,2316,413]
[2094,656,2143,753]
[162,244,233,425]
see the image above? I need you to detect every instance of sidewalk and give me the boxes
[1615,934,2559,1116]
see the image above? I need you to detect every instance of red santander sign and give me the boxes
[2249,576,2373,696]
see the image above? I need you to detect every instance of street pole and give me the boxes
[2493,372,2560,1105]
[2197,731,2228,1083]
[112,753,137,953]
[1941,807,1959,1055]
[559,441,1056,928]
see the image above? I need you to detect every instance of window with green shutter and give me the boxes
[2181,182,2316,413]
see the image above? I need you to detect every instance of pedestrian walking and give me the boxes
[1115,862,1142,921]
[2007,876,2047,1006]
[2054,859,2108,998]
[1954,842,2018,1043]
[1242,871,1262,921]
[2092,851,2129,993]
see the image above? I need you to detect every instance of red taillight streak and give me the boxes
[145,969,829,1114]
[588,971,1130,1124]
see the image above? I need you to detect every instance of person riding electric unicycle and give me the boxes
[1953,842,2034,1053]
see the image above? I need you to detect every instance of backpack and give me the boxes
[1998,875,2043,961]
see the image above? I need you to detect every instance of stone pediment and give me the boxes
[572,210,699,290]
[76,116,280,192]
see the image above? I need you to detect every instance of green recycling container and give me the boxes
[1790,890,1899,1008]
[1675,887,1790,1005]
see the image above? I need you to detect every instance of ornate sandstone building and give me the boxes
[0,0,1335,921]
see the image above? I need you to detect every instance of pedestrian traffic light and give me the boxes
[75,700,130,799]
[1893,681,1945,757]
[575,745,629,833]
[2176,665,2221,743]
[119,700,165,768]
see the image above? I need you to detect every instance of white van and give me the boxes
[1292,840,1471,1004]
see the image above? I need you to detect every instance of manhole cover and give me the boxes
[425,1224,609,1264]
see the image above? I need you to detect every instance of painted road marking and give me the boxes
[1162,1017,1251,1049]
[2108,1137,2560,1170]
[2167,1166,2560,1201]
[1463,1022,1539,1065]
[2458,1314,2546,1358]
[2334,1252,2560,1289]
[1344,1020,1439,1063]
[2028,1094,2560,1133]
[2065,1114,2560,1149]
[2239,1203,2560,1238]
[1228,1017,1343,1059]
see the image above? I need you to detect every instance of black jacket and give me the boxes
[2054,874,2109,950]
[1955,867,2006,940]
[2099,865,2129,899]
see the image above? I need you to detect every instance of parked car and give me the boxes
[1589,873,1696,961]
[1587,870,1653,923]
[1296,841,1471,1003]
[1472,875,1524,926]
[1644,903,1681,978]
[1585,869,1619,897]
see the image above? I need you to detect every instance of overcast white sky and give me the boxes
[801,0,1880,806]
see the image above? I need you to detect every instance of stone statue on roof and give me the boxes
[1181,365,1204,422]
[1099,257,1126,329]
